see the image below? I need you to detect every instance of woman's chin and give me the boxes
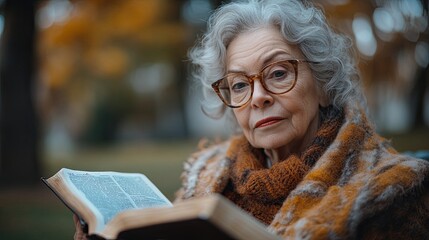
[252,135,293,151]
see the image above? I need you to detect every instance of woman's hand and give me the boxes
[73,214,88,240]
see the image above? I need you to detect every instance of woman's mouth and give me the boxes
[254,117,284,128]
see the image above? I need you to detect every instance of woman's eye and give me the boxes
[231,82,249,91]
[268,69,289,80]
[273,70,286,78]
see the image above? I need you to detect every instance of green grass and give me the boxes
[0,202,72,240]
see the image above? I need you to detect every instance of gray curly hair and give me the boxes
[189,0,363,126]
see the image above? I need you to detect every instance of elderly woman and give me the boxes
[174,0,429,239]
[74,0,429,239]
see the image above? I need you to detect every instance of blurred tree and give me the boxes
[35,0,428,152]
[37,0,191,146]
[321,0,429,132]
[0,0,40,185]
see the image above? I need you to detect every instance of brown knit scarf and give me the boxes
[222,106,345,224]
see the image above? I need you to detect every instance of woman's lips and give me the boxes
[254,117,284,128]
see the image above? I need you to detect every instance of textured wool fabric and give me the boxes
[222,106,344,224]
[175,101,429,239]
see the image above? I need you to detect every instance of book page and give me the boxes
[112,175,170,209]
[62,169,172,228]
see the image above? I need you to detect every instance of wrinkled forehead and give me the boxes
[226,26,304,72]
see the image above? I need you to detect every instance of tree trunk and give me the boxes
[410,65,429,129]
[0,0,40,186]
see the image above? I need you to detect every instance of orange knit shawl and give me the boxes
[222,106,344,224]
[175,102,429,239]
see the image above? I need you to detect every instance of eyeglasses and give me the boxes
[211,59,315,108]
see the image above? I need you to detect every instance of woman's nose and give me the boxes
[251,80,274,108]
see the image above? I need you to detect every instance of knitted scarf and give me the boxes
[223,106,344,224]
[175,102,429,239]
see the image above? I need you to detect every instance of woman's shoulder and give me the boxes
[375,149,429,180]
[361,146,429,195]
[187,138,231,164]
[356,153,429,238]
[353,150,429,214]
[175,137,234,201]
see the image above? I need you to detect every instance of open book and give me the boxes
[42,168,280,240]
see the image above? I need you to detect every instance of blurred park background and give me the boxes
[1,0,428,239]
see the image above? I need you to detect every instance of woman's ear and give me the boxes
[316,85,330,107]
[319,95,330,107]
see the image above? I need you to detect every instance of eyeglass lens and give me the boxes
[217,60,297,107]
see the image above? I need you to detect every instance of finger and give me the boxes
[73,214,81,229]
